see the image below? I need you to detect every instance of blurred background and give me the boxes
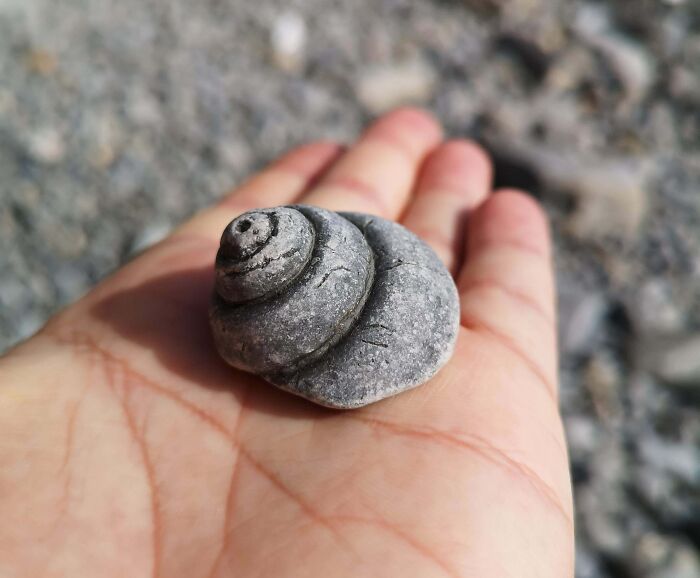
[1,0,699,575]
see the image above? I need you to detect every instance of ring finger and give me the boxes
[401,140,493,276]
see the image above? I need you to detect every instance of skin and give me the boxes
[0,108,574,578]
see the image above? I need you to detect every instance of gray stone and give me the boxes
[545,154,650,243]
[558,285,609,357]
[573,3,656,111]
[481,143,652,242]
[632,534,700,578]
[643,334,700,388]
[565,415,600,457]
[589,34,655,105]
[631,279,684,336]
[210,205,460,409]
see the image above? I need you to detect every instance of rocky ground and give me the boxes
[1,0,699,575]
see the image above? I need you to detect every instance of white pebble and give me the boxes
[27,127,65,164]
[270,11,307,72]
[356,60,436,114]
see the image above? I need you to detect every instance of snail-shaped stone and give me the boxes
[209,205,459,408]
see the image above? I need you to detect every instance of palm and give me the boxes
[0,109,573,578]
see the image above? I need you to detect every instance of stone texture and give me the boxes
[210,205,460,408]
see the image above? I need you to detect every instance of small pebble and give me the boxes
[650,334,700,387]
[270,11,307,72]
[633,534,700,578]
[558,288,609,357]
[26,127,66,165]
[356,60,436,114]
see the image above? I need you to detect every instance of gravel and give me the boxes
[1,0,699,575]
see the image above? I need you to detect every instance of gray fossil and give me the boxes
[209,205,459,409]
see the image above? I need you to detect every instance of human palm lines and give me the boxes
[44,317,570,578]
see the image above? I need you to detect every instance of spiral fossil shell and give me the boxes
[209,205,459,409]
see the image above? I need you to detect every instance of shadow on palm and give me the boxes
[89,263,352,422]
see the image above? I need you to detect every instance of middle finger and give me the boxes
[301,107,443,220]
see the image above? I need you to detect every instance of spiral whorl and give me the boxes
[211,205,375,376]
[209,204,460,409]
[215,208,314,304]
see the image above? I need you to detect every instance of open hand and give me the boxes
[0,109,573,577]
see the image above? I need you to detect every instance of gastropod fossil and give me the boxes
[209,205,459,409]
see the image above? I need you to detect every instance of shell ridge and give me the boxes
[265,211,384,383]
[264,207,376,375]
